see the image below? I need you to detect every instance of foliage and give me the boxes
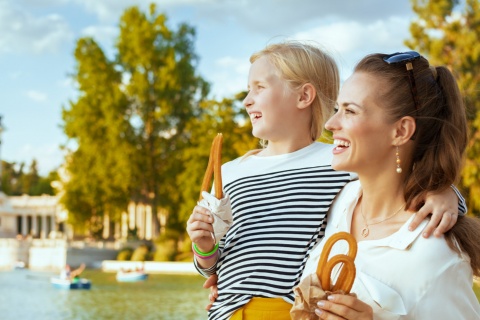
[0,160,56,196]
[60,4,257,240]
[117,247,134,261]
[406,0,480,214]
[130,244,150,261]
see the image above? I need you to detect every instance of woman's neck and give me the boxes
[357,175,407,221]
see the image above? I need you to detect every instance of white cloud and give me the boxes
[0,1,74,54]
[26,90,48,102]
[207,56,250,98]
[292,17,411,80]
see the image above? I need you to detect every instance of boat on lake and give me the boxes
[51,277,92,290]
[116,270,148,282]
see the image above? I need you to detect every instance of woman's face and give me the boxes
[325,72,397,176]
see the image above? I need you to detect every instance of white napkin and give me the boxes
[198,191,233,244]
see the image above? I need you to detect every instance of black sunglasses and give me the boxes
[383,51,421,111]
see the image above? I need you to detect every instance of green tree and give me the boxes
[406,0,480,214]
[116,4,210,235]
[62,36,134,236]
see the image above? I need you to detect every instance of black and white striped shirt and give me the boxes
[201,142,352,319]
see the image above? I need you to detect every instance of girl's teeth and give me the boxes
[334,139,351,147]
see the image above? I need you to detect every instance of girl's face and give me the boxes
[325,72,396,176]
[243,56,302,141]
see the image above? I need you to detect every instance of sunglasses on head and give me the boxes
[383,51,421,111]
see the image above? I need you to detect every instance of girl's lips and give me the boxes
[249,112,262,124]
[332,138,350,155]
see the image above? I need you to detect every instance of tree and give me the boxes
[62,37,134,236]
[406,0,480,214]
[116,4,210,235]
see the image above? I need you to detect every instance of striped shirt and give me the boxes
[198,142,352,319]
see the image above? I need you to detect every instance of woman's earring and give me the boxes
[396,146,402,174]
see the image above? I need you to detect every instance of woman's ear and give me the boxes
[393,116,416,145]
[298,83,316,109]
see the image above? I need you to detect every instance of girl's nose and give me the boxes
[243,92,253,108]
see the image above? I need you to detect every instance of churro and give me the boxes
[199,133,223,200]
[316,231,357,293]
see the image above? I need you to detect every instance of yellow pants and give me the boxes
[230,297,292,320]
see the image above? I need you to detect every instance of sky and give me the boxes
[0,0,416,176]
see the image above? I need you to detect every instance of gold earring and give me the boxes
[396,146,402,174]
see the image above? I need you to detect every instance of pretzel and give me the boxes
[316,231,357,293]
[199,133,223,200]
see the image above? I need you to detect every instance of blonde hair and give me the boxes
[250,41,340,142]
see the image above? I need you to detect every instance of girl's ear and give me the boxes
[393,116,416,145]
[298,83,316,109]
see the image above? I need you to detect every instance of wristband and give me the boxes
[192,243,219,259]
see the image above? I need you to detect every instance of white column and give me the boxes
[22,215,28,236]
[50,213,55,234]
[128,203,136,230]
[42,215,47,239]
[121,211,128,239]
[32,214,38,237]
[103,213,110,239]
[145,206,152,240]
[136,204,145,239]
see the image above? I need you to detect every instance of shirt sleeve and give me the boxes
[193,249,221,277]
[451,185,467,215]
[411,261,479,319]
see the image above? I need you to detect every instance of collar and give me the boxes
[335,181,427,250]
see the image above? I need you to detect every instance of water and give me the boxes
[0,269,209,320]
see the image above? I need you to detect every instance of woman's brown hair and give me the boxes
[355,53,480,276]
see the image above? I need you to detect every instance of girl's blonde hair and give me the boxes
[250,41,340,142]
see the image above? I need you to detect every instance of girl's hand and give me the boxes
[315,293,373,320]
[408,188,458,238]
[186,205,215,252]
[203,274,218,310]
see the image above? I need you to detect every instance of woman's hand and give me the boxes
[408,188,458,238]
[315,293,373,320]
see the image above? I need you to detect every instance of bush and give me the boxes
[131,244,150,261]
[117,248,133,261]
[153,239,176,261]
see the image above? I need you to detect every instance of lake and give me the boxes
[0,269,208,320]
[2,269,479,319]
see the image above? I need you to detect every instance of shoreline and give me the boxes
[101,260,197,274]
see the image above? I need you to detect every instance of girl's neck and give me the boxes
[257,138,314,156]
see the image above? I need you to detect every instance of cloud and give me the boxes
[292,16,412,79]
[206,56,250,98]
[0,0,74,54]
[26,90,48,102]
[194,0,413,36]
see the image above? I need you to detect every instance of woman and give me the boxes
[301,51,480,319]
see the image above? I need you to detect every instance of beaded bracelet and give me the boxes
[192,243,219,259]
